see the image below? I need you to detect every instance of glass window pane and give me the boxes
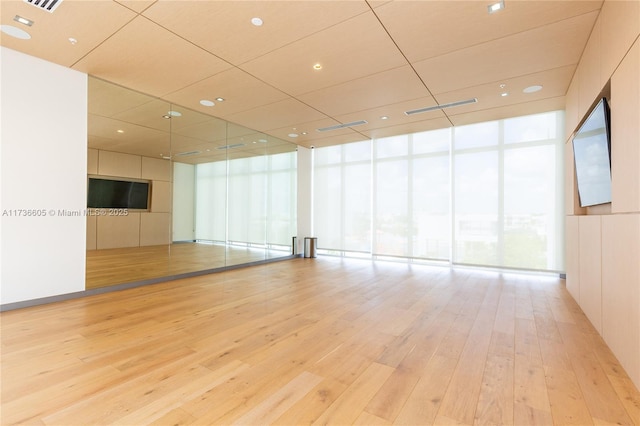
[374,159,409,256]
[454,151,499,265]
[413,128,451,154]
[504,145,559,269]
[375,135,408,158]
[412,155,450,260]
[505,111,557,144]
[454,121,499,150]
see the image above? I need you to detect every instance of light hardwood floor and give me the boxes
[2,257,639,425]
[86,243,290,289]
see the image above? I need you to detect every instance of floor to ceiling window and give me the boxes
[313,110,565,272]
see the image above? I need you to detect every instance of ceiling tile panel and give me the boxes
[297,65,432,117]
[413,11,599,95]
[448,96,566,127]
[72,16,232,98]
[434,65,575,117]
[0,0,136,67]
[360,117,453,141]
[332,96,447,132]
[224,98,329,133]
[114,0,156,14]
[164,67,290,118]
[375,0,603,62]
[142,0,370,65]
[240,11,408,95]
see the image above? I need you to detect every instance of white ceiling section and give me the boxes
[0,0,603,148]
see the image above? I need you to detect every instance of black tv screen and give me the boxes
[572,97,612,207]
[87,177,150,210]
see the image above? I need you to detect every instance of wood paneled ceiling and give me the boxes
[1,0,603,149]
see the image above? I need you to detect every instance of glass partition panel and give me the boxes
[86,77,172,289]
[86,77,297,290]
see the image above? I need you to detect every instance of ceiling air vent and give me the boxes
[405,98,477,116]
[23,0,63,13]
[175,150,201,157]
[317,120,368,132]
[217,143,245,150]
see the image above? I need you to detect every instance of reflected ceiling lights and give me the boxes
[167,110,182,117]
[313,63,322,70]
[288,133,299,138]
[200,99,215,107]
[215,97,225,102]
[68,37,77,45]
[523,85,543,93]
[0,25,31,39]
[251,17,263,26]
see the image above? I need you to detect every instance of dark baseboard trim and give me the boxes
[0,254,302,312]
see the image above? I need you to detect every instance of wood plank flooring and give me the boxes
[86,243,289,289]
[2,257,639,425]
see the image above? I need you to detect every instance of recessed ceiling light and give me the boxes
[0,25,31,40]
[258,139,268,143]
[13,15,33,26]
[380,116,389,120]
[500,92,509,97]
[200,99,215,107]
[301,132,307,135]
[523,85,543,93]
[167,110,182,117]
[313,63,322,70]
[488,0,505,14]
[68,37,77,45]
[251,17,263,26]
[117,129,124,133]
[499,83,506,89]
[288,133,299,138]
[215,97,225,102]
[162,115,171,119]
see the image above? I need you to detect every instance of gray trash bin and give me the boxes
[304,237,317,258]
[292,236,298,255]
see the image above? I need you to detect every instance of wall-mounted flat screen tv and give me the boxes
[87,176,151,210]
[572,97,612,207]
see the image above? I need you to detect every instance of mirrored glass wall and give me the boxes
[86,77,297,289]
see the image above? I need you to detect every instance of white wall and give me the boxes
[0,47,87,305]
[173,162,195,241]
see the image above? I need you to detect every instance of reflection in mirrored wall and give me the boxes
[86,77,297,290]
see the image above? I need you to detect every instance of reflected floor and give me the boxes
[86,242,289,289]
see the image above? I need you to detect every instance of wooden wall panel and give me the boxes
[564,141,586,216]
[578,16,603,114]
[600,0,640,82]
[565,69,581,140]
[87,148,98,175]
[142,156,171,181]
[151,181,171,213]
[578,216,603,333]
[611,39,640,214]
[565,216,581,302]
[601,214,640,387]
[96,213,141,249]
[86,215,97,251]
[140,213,171,246]
[98,151,142,179]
